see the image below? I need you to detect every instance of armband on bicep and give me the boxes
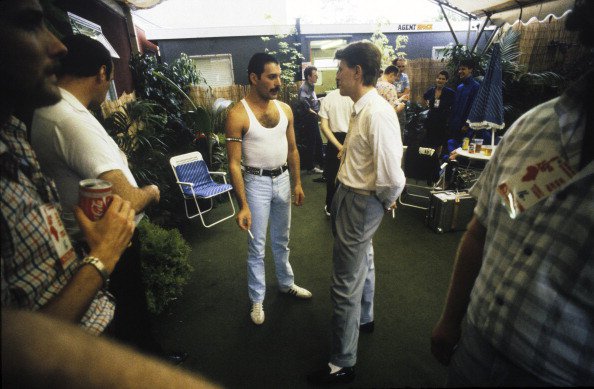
[225,137,243,143]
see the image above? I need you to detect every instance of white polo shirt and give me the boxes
[318,89,353,133]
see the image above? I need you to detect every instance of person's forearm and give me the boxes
[287,149,302,187]
[99,171,157,212]
[320,120,342,150]
[228,163,248,209]
[2,310,221,389]
[439,217,486,326]
[128,186,157,212]
[39,265,105,323]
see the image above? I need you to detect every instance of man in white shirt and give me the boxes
[308,41,406,385]
[32,34,186,364]
[318,89,353,216]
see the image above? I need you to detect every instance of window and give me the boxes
[191,54,235,87]
[432,44,455,61]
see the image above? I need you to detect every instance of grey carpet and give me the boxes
[153,173,465,388]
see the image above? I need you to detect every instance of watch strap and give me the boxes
[82,256,110,289]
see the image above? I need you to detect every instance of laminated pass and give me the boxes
[497,154,575,218]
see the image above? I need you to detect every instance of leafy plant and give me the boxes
[368,23,408,68]
[130,53,208,120]
[443,28,566,134]
[137,218,193,315]
[369,25,396,68]
[100,98,186,226]
[261,32,303,85]
[394,35,409,59]
[261,17,304,101]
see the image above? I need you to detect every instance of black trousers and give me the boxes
[74,225,162,356]
[108,230,162,355]
[324,132,347,209]
[301,120,324,171]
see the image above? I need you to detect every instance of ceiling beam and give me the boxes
[428,0,478,20]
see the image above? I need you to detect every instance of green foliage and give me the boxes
[443,29,566,134]
[103,99,168,157]
[261,18,304,90]
[130,53,208,120]
[369,27,396,69]
[442,44,486,84]
[394,35,409,58]
[137,218,193,315]
[100,98,187,226]
[367,24,408,68]
[126,53,229,225]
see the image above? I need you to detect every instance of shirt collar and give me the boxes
[353,88,378,116]
[59,87,88,113]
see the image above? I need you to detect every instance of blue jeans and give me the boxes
[244,170,294,303]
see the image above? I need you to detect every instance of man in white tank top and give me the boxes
[225,53,312,325]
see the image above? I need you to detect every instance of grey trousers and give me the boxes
[330,184,384,367]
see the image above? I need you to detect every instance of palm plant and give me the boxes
[101,99,185,226]
[443,28,565,135]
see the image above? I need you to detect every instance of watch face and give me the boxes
[124,0,163,10]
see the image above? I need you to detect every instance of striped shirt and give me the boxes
[1,116,114,335]
[468,94,594,385]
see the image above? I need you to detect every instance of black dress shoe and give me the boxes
[307,365,355,385]
[359,321,375,333]
[313,176,327,183]
[165,351,188,365]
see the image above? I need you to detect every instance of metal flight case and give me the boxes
[426,190,476,233]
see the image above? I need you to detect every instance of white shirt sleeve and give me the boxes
[319,96,329,119]
[52,116,123,179]
[370,109,406,208]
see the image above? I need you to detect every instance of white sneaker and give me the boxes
[324,205,331,217]
[250,302,264,325]
[282,284,313,299]
[311,167,324,174]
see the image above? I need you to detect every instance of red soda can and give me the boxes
[79,179,113,221]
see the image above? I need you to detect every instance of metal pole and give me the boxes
[471,14,492,53]
[439,3,459,46]
[466,16,471,48]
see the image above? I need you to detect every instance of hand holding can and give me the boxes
[79,179,113,221]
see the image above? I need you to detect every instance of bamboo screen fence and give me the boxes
[510,15,589,73]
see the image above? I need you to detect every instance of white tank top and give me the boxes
[240,99,288,169]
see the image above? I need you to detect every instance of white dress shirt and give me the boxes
[337,88,406,208]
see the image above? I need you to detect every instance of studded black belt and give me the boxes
[244,164,288,177]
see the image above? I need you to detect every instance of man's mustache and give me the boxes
[46,61,62,76]
[270,87,280,93]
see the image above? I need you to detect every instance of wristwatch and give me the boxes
[82,256,110,289]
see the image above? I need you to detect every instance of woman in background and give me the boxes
[423,70,455,152]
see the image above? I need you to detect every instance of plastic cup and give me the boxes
[474,138,483,153]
